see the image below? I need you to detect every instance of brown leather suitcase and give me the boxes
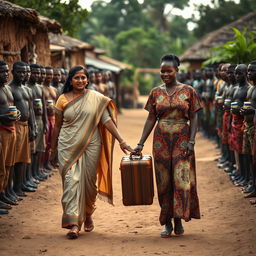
[120,154,154,206]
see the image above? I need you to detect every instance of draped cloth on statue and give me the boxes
[230,114,244,154]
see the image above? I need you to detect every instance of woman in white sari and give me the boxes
[50,66,133,239]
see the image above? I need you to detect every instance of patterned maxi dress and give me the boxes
[145,84,202,225]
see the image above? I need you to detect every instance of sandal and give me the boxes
[84,216,94,232]
[66,225,79,239]
[174,218,184,236]
[160,223,173,238]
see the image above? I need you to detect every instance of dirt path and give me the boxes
[0,109,255,256]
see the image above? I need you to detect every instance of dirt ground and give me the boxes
[0,108,255,256]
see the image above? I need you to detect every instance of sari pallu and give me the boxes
[57,90,117,229]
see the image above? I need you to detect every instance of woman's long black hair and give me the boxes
[62,65,89,94]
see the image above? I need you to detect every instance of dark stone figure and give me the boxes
[229,64,249,187]
[220,64,237,174]
[215,63,230,166]
[242,61,256,198]
[43,66,57,172]
[202,67,216,138]
[192,70,204,130]
[52,68,64,96]
[22,65,38,191]
[9,62,35,197]
[27,64,48,182]
[87,69,97,91]
[0,61,19,213]
[104,71,116,101]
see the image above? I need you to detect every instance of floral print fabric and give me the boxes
[145,84,202,224]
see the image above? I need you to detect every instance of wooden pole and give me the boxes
[133,68,159,108]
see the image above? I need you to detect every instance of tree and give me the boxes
[79,0,150,41]
[9,0,88,36]
[203,28,256,66]
[168,15,196,54]
[114,27,172,68]
[192,0,256,38]
[143,0,189,32]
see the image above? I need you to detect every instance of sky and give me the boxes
[78,0,240,30]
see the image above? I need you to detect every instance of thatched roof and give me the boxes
[0,0,38,23]
[38,15,62,34]
[180,12,256,62]
[49,33,94,51]
[98,55,132,70]
[0,1,61,33]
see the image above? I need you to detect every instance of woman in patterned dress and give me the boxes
[134,54,201,238]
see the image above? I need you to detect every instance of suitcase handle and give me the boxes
[129,152,143,160]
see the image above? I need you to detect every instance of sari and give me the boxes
[55,90,117,229]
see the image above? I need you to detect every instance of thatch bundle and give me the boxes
[0,0,61,68]
[0,0,38,24]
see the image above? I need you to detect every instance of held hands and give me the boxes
[119,141,135,155]
[134,144,144,155]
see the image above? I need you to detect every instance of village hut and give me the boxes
[49,33,94,68]
[180,12,256,71]
[86,49,132,110]
[0,0,61,68]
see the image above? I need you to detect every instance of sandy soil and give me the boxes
[0,108,255,256]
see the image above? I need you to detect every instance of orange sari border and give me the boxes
[59,91,117,205]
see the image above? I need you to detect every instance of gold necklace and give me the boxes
[163,84,180,97]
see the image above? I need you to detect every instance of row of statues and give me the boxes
[0,61,116,214]
[182,63,256,202]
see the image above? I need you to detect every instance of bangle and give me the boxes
[137,143,144,147]
[188,140,195,145]
[119,141,126,146]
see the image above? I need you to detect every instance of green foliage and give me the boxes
[193,0,256,38]
[114,27,172,68]
[138,73,157,95]
[90,34,114,56]
[88,0,148,38]
[77,0,193,94]
[143,0,189,32]
[203,27,256,66]
[78,0,192,55]
[9,0,88,36]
